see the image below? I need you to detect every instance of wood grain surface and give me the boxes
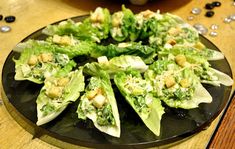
[0,0,235,148]
[208,92,235,149]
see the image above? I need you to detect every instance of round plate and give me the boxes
[1,16,233,148]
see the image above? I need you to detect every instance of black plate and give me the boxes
[1,16,233,148]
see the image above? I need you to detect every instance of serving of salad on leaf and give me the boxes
[13,5,233,138]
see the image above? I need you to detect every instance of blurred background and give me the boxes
[61,0,192,13]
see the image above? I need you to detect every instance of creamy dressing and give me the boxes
[118,42,132,48]
[112,27,123,37]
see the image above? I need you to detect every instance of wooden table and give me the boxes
[0,0,234,148]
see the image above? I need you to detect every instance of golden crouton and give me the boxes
[175,54,187,67]
[180,78,190,88]
[141,10,155,19]
[28,55,38,66]
[165,76,176,88]
[92,94,106,108]
[112,18,120,27]
[46,87,62,98]
[40,53,53,63]
[90,7,104,23]
[168,27,181,36]
[167,39,177,46]
[194,42,205,50]
[57,77,70,86]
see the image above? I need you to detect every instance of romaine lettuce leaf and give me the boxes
[42,19,81,37]
[202,48,224,61]
[157,47,233,87]
[145,60,212,109]
[158,46,208,64]
[148,13,200,48]
[42,7,111,43]
[47,36,95,58]
[114,70,164,136]
[105,55,148,72]
[42,19,97,42]
[158,45,226,85]
[158,43,224,61]
[161,83,212,109]
[135,10,163,40]
[90,42,157,64]
[36,67,85,125]
[83,55,148,78]
[77,68,120,137]
[48,36,156,63]
[14,40,76,84]
[86,7,111,40]
[110,5,136,42]
[199,68,234,86]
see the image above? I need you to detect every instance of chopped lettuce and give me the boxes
[77,68,120,137]
[114,70,164,136]
[36,67,85,125]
